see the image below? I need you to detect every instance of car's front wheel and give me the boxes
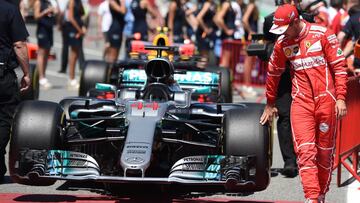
[222,104,271,191]
[9,101,64,185]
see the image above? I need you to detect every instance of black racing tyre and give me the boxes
[207,66,232,103]
[15,63,39,100]
[79,60,110,96]
[222,104,270,191]
[9,101,65,186]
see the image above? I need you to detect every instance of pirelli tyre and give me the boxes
[222,104,271,191]
[9,101,65,186]
[206,66,232,103]
[79,60,110,96]
[15,63,39,100]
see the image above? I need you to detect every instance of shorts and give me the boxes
[108,22,123,49]
[64,24,83,48]
[107,29,123,48]
[196,31,215,52]
[36,26,53,49]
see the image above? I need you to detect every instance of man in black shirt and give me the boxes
[262,0,314,178]
[0,0,30,182]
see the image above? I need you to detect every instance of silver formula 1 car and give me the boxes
[9,48,271,196]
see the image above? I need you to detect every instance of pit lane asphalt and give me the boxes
[0,22,356,202]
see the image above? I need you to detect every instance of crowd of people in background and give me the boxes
[18,0,360,94]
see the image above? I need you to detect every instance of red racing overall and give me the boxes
[266,22,348,199]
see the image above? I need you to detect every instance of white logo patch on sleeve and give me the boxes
[336,48,343,56]
[319,123,329,133]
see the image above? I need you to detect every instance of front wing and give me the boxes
[15,150,256,190]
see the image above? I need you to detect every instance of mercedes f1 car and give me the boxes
[9,48,270,195]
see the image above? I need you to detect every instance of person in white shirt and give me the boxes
[97,0,112,60]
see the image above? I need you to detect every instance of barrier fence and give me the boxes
[334,76,360,186]
[221,40,267,86]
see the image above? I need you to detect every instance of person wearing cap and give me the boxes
[259,4,348,203]
[262,0,316,179]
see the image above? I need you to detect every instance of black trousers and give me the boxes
[0,70,20,177]
[275,68,297,166]
[60,28,69,72]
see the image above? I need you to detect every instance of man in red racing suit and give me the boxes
[259,4,348,203]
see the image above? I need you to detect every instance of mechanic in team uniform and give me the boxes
[262,0,315,178]
[0,0,30,183]
[107,0,126,63]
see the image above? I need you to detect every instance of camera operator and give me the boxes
[261,0,315,178]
